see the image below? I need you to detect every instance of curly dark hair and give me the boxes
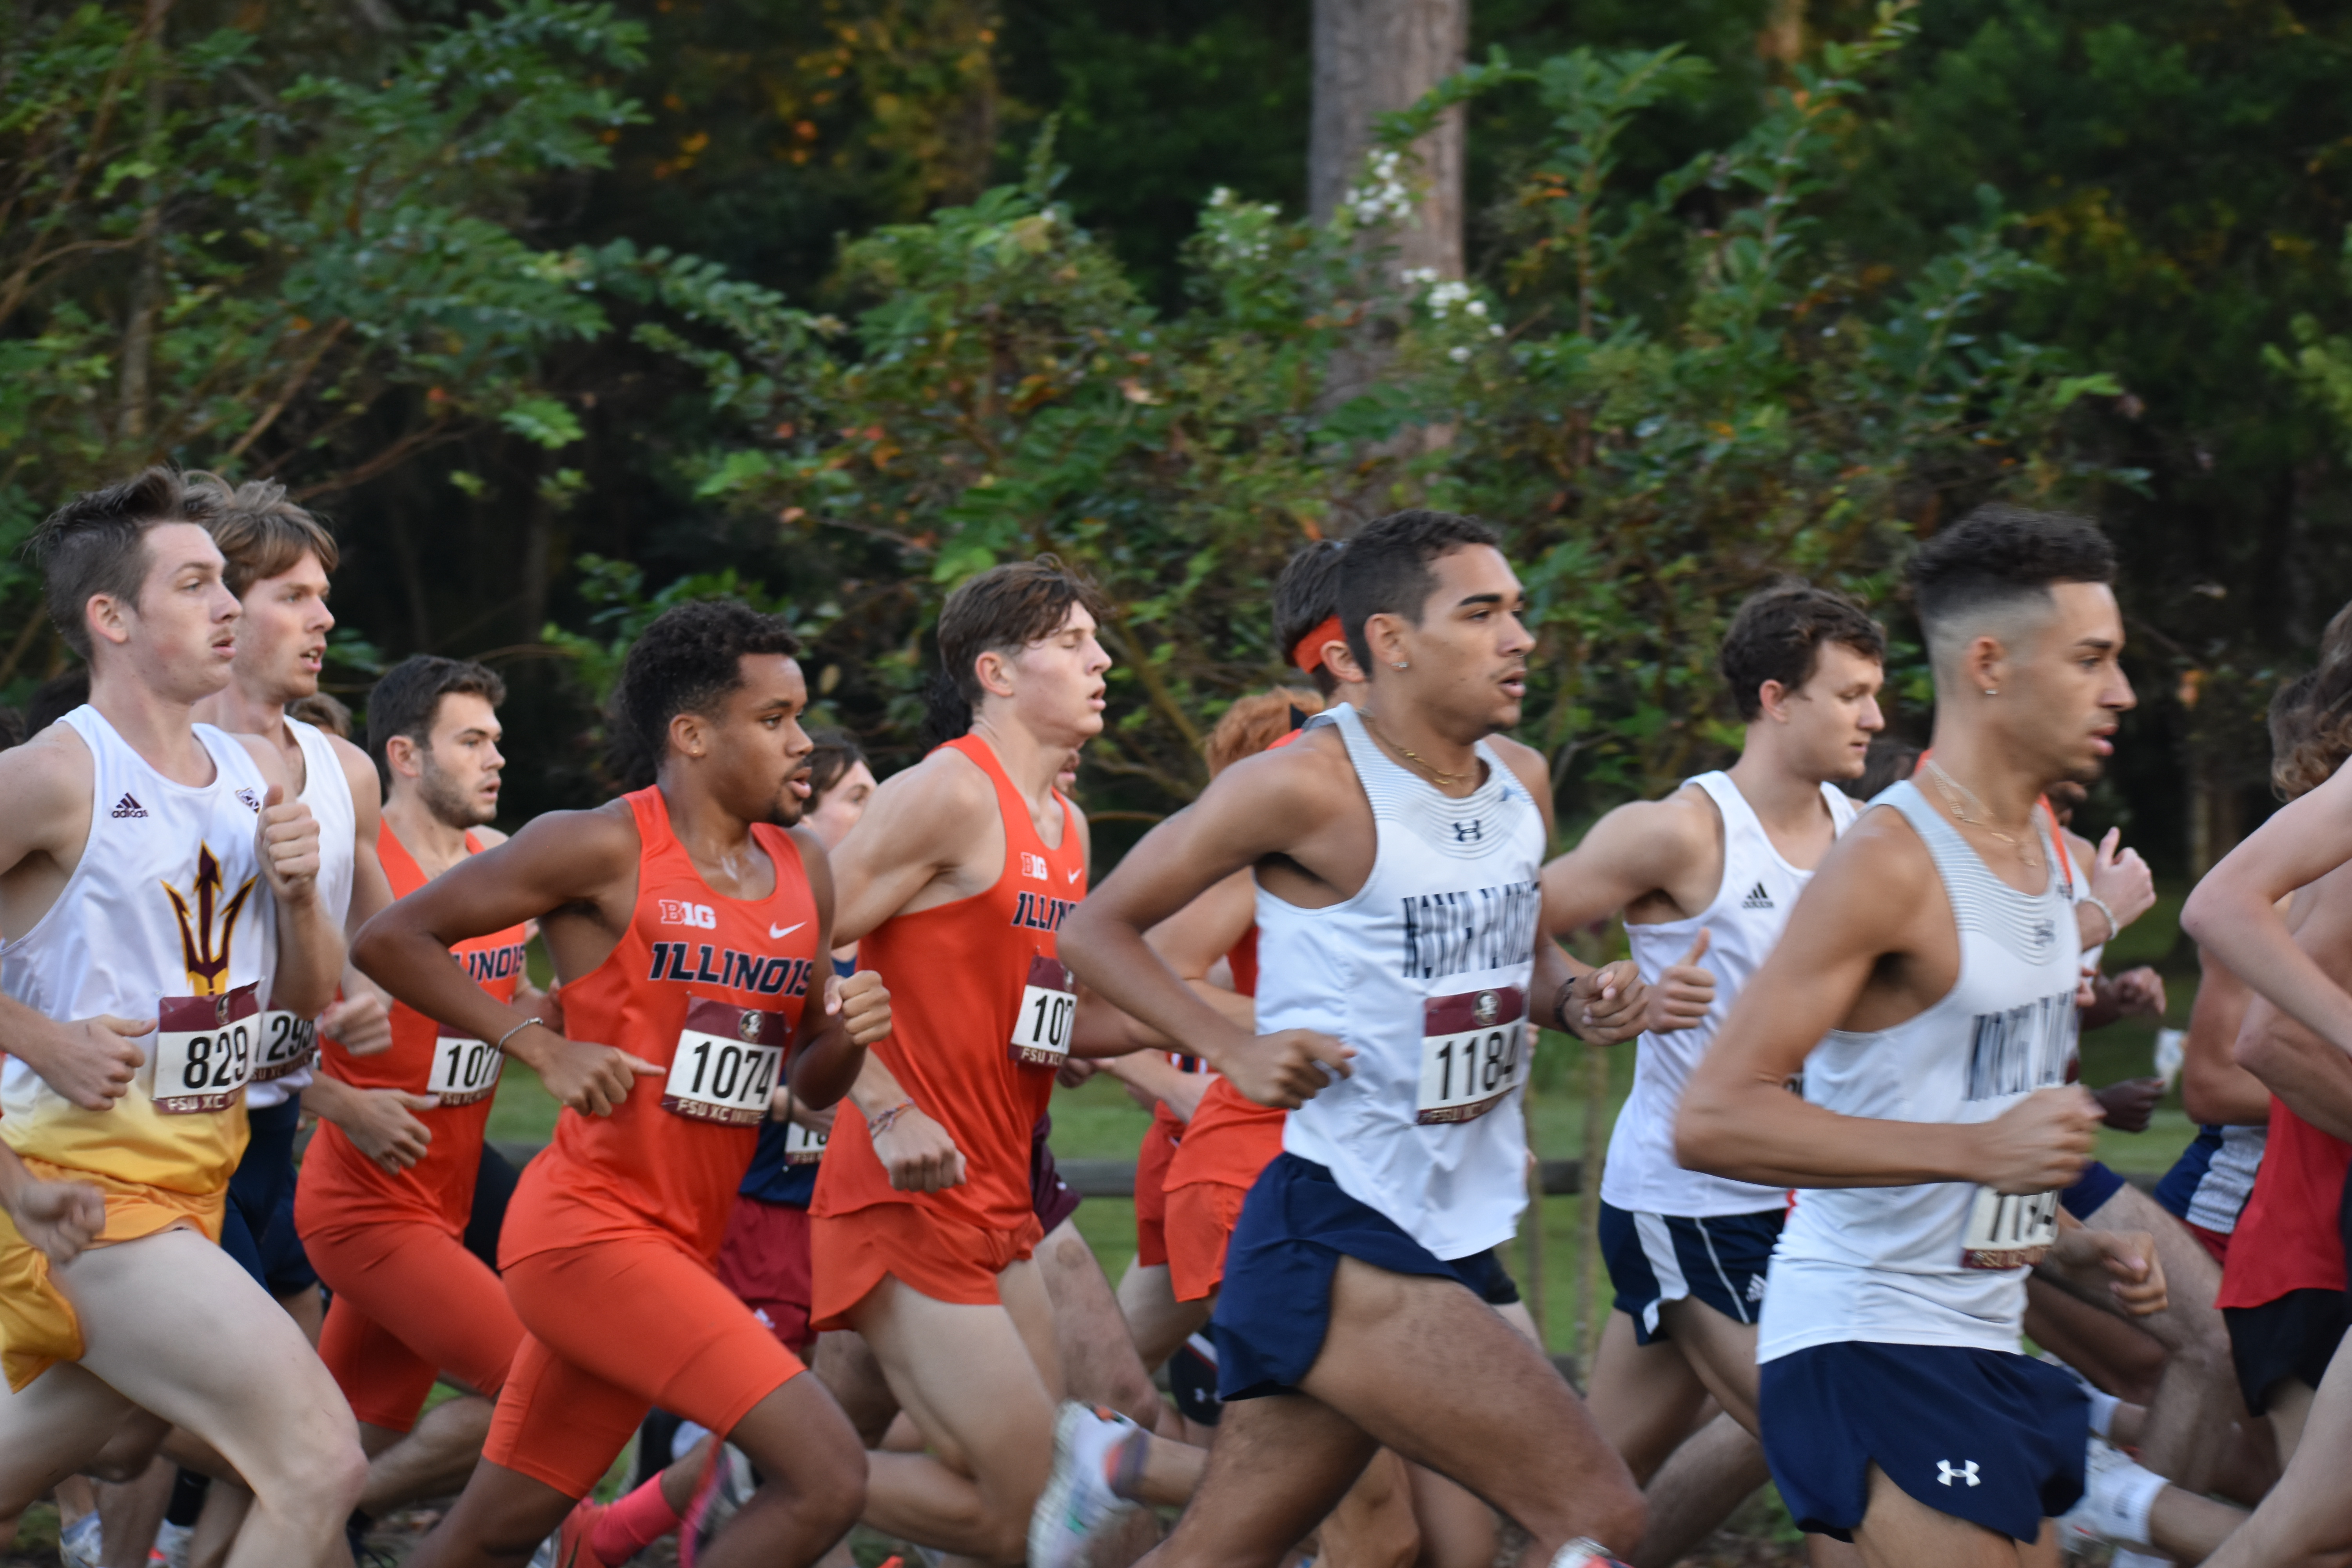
[33,467,222,658]
[1719,580,1886,722]
[1907,504,2115,662]
[612,601,802,785]
[2270,601,2352,800]
[1337,509,1502,671]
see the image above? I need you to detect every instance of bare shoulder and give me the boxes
[470,825,511,849]
[500,799,638,871]
[875,744,998,824]
[329,734,383,811]
[230,729,298,793]
[0,722,93,829]
[1809,801,1938,908]
[1580,785,1718,866]
[1486,733,1551,799]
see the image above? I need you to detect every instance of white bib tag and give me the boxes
[1959,1186,2059,1269]
[426,1029,504,1105]
[153,984,260,1114]
[252,1009,317,1083]
[1416,985,1527,1125]
[662,999,786,1126]
[1009,956,1075,1069]
[782,1118,829,1165]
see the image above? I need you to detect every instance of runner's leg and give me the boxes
[814,1330,902,1446]
[58,1229,367,1566]
[1623,1412,1769,1568]
[2200,1339,2352,1567]
[1583,1310,1711,1485]
[1851,1465,2059,1568]
[1116,1259,1209,1374]
[1037,1217,1172,1430]
[1315,1448,1419,1568]
[1140,1393,1381,1568]
[1296,1257,1644,1559]
[694,1372,866,1568]
[359,1395,495,1515]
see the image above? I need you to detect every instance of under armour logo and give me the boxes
[1936,1460,1980,1488]
[1740,881,1773,909]
[1452,820,1482,843]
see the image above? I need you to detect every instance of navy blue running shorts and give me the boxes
[1760,1341,2088,1544]
[1598,1200,1781,1345]
[2059,1158,2127,1221]
[1210,1152,1519,1401]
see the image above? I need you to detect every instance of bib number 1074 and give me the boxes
[662,998,787,1126]
[153,984,260,1114]
[1009,956,1075,1069]
[1416,985,1527,1125]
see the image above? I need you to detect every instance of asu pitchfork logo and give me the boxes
[163,844,258,997]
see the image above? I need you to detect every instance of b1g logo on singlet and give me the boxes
[1398,881,1541,982]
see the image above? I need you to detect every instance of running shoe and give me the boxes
[58,1512,102,1568]
[530,1496,616,1568]
[1548,1543,1635,1568]
[681,1442,756,1567]
[2038,1350,2122,1442]
[152,1518,194,1568]
[2056,1436,2164,1551]
[1029,1402,1145,1568]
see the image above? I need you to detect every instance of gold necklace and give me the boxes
[1922,759,2042,872]
[1361,710,1466,786]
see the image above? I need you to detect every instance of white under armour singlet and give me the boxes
[1759,779,2082,1360]
[1261,703,1546,1260]
[1606,771,1858,1218]
[245,718,353,1109]
[0,706,276,1196]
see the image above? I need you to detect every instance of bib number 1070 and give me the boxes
[1416,986,1527,1125]
[662,998,787,1126]
[153,984,260,1114]
[427,1029,504,1105]
[1009,956,1075,1069]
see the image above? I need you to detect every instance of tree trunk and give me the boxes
[1309,0,1466,281]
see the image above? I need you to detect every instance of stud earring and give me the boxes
[1393,661,1409,671]
[1982,688,1997,697]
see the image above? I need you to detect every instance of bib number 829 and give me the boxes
[153,984,260,1114]
[1416,986,1527,1125]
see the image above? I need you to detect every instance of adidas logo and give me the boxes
[109,793,147,819]
[1740,881,1773,910]
[1746,1274,1767,1303]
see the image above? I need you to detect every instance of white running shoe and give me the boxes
[1028,1402,1144,1568]
[2057,1436,2165,1551]
[2111,1551,2174,1567]
[153,1518,194,1568]
[2039,1351,2122,1441]
[58,1512,102,1568]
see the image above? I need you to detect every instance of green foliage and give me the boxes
[640,2,2116,812]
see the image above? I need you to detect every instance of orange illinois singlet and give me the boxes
[499,786,822,1267]
[811,735,1084,1318]
[296,827,526,1236]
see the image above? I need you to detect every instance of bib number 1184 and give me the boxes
[1009,956,1075,1069]
[1416,986,1527,1125]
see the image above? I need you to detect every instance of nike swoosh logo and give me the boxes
[770,922,805,938]
[1067,869,1081,884]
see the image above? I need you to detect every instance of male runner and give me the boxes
[0,468,365,1564]
[1540,580,1884,1566]
[359,601,888,1568]
[296,655,542,1543]
[808,557,1201,1567]
[1677,505,2223,1566]
[1062,509,1651,1568]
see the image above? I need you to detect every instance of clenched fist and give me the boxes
[1226,1028,1354,1110]
[256,784,322,904]
[825,969,891,1047]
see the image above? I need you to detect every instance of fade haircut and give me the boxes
[613,600,801,773]
[1273,539,1348,698]
[924,555,1109,746]
[1337,509,1501,671]
[2270,600,2352,800]
[33,467,222,658]
[187,474,340,597]
[1907,504,2116,677]
[1719,581,1887,722]
[367,655,508,783]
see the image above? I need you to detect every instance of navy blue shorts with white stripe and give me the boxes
[1597,1199,1781,1346]
[1760,1341,2088,1543]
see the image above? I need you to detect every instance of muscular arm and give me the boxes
[2234,994,2352,1143]
[825,751,997,947]
[352,804,655,1115]
[2182,945,2272,1127]
[1541,794,1712,935]
[1677,809,2098,1192]
[782,828,882,1110]
[2181,761,2352,1055]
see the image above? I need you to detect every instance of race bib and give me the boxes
[1009,956,1075,1068]
[1416,985,1527,1125]
[662,998,786,1126]
[782,1117,829,1165]
[252,1009,317,1083]
[1960,1186,2060,1270]
[426,1027,504,1106]
[153,984,260,1114]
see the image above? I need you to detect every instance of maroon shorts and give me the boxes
[713,1195,816,1356]
[1031,1113,1081,1234]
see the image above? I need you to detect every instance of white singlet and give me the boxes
[247,717,354,1108]
[1759,779,2081,1361]
[0,706,276,1196]
[1607,771,1858,1217]
[1260,703,1546,1260]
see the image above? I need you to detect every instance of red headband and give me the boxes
[1291,613,1344,674]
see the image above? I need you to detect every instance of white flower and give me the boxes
[1465,299,1487,319]
[1448,345,1472,363]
